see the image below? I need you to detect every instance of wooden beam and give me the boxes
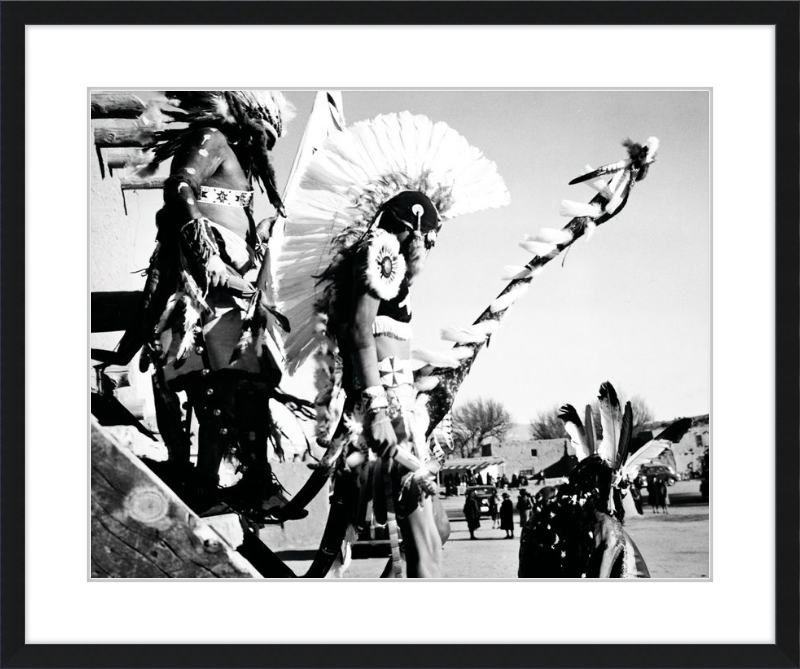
[94,125,158,148]
[91,418,259,578]
[120,177,165,191]
[91,93,147,119]
[105,148,152,171]
[91,291,141,333]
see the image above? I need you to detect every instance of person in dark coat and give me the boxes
[500,493,515,538]
[463,490,481,539]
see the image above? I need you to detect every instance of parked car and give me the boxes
[464,485,497,516]
[637,463,679,487]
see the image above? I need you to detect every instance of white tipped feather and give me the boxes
[440,326,486,344]
[605,170,631,214]
[519,240,556,256]
[451,346,475,360]
[583,219,596,240]
[580,166,614,198]
[620,438,671,480]
[645,137,660,163]
[558,405,591,462]
[411,349,462,369]
[414,376,440,392]
[528,228,573,245]
[559,200,602,219]
[501,265,533,281]
[597,383,622,465]
[489,283,529,313]
[472,320,499,336]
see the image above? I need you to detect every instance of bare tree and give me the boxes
[529,406,568,440]
[451,398,513,458]
[628,394,655,432]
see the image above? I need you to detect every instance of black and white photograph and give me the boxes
[90,89,710,580]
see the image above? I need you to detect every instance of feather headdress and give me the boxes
[139,91,296,197]
[558,381,633,472]
[275,111,510,374]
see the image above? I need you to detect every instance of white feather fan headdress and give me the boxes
[275,111,510,374]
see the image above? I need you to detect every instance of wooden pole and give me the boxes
[120,177,165,191]
[91,93,147,119]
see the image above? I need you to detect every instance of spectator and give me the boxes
[463,490,481,540]
[500,493,515,538]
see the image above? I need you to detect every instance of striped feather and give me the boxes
[584,404,597,455]
[597,382,621,464]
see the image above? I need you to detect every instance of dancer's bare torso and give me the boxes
[175,129,253,242]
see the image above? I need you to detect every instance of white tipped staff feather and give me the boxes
[489,283,530,313]
[605,170,631,215]
[581,165,614,198]
[501,265,533,281]
[440,326,487,344]
[471,320,500,336]
[559,200,602,219]
[519,240,557,256]
[597,382,622,464]
[451,346,475,360]
[527,228,574,245]
[411,349,462,369]
[414,376,440,392]
[645,137,660,163]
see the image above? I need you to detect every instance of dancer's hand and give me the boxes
[368,410,397,460]
[207,255,229,288]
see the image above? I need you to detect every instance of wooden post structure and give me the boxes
[91,418,260,578]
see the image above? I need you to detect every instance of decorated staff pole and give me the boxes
[420,138,660,434]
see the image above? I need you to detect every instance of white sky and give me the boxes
[113,90,710,424]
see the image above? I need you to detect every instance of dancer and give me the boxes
[276,111,509,577]
[129,91,303,520]
[518,382,650,578]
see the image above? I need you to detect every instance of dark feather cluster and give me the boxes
[518,455,625,578]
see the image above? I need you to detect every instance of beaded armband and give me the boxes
[362,385,389,414]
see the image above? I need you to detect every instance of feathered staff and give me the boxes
[418,138,660,434]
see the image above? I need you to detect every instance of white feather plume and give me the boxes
[440,326,487,344]
[527,228,573,245]
[501,265,532,281]
[559,200,602,219]
[519,240,557,256]
[489,283,530,313]
[645,137,660,163]
[411,349,462,369]
[276,111,510,374]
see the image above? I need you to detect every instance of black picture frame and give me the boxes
[2,2,798,667]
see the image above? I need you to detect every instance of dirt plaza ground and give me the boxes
[336,480,709,579]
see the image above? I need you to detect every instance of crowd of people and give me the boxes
[461,485,547,540]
